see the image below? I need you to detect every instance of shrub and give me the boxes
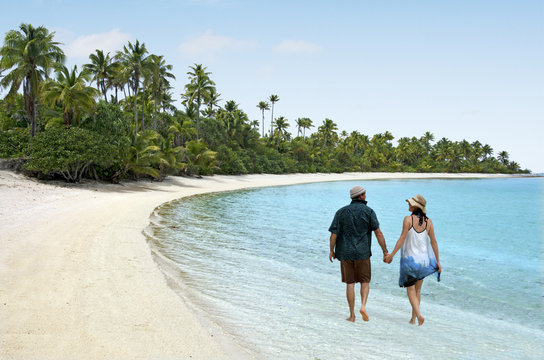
[0,128,31,158]
[25,127,117,182]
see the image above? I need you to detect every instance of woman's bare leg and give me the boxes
[410,279,424,324]
[406,280,424,326]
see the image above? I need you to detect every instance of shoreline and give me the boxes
[0,170,523,359]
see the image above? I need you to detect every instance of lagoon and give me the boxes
[149,177,543,359]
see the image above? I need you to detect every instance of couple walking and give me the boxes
[328,185,441,326]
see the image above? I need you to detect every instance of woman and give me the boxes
[384,194,441,326]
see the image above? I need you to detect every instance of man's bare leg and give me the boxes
[346,283,356,322]
[407,282,424,326]
[359,282,370,321]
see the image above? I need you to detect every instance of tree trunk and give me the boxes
[154,93,158,130]
[102,79,108,103]
[196,94,200,141]
[141,87,145,131]
[134,78,139,134]
[31,100,37,137]
[270,103,274,136]
[261,111,265,137]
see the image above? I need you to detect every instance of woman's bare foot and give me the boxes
[409,318,416,325]
[417,315,425,326]
[346,315,356,322]
[359,309,369,322]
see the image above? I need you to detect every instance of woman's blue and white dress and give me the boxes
[399,217,440,287]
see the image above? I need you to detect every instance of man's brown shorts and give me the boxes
[340,259,371,283]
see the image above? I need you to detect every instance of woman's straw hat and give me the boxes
[406,194,427,214]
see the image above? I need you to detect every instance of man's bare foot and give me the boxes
[417,316,425,326]
[346,315,356,322]
[409,318,416,325]
[359,309,369,322]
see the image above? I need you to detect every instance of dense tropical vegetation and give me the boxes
[0,23,529,182]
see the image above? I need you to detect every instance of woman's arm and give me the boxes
[427,219,442,273]
[384,216,411,263]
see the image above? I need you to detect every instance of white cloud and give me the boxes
[178,29,257,59]
[65,29,131,59]
[275,40,321,54]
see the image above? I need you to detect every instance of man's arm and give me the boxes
[329,233,337,263]
[373,228,388,261]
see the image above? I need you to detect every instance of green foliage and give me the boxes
[117,130,162,179]
[0,128,30,158]
[0,25,530,180]
[81,101,131,139]
[0,96,27,130]
[184,140,217,175]
[25,127,116,182]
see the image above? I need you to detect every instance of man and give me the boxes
[329,185,388,322]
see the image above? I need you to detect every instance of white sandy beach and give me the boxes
[0,170,515,359]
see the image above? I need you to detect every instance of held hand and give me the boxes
[437,261,442,274]
[384,253,394,264]
[329,250,335,263]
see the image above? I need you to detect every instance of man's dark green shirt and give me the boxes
[329,199,380,260]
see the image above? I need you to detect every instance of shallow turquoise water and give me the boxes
[150,177,543,359]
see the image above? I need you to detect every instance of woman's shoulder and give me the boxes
[426,217,433,227]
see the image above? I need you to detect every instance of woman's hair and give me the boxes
[412,208,428,226]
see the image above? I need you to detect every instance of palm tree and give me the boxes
[257,100,269,137]
[459,140,472,162]
[497,151,509,165]
[268,94,279,136]
[183,64,215,140]
[116,40,152,132]
[206,87,222,116]
[272,116,290,150]
[184,140,218,175]
[482,144,493,160]
[318,118,338,148]
[471,140,483,162]
[346,131,369,155]
[41,65,98,126]
[250,119,259,131]
[117,130,163,179]
[295,117,305,137]
[420,131,435,154]
[108,60,126,104]
[434,138,454,166]
[224,100,238,112]
[396,137,411,165]
[158,133,186,176]
[84,50,116,103]
[0,23,65,136]
[168,111,196,147]
[301,117,313,139]
[148,54,175,130]
[160,89,176,113]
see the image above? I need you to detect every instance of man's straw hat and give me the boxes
[406,194,427,214]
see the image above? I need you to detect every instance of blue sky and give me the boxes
[2,0,543,171]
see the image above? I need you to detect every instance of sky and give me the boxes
[1,0,543,172]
